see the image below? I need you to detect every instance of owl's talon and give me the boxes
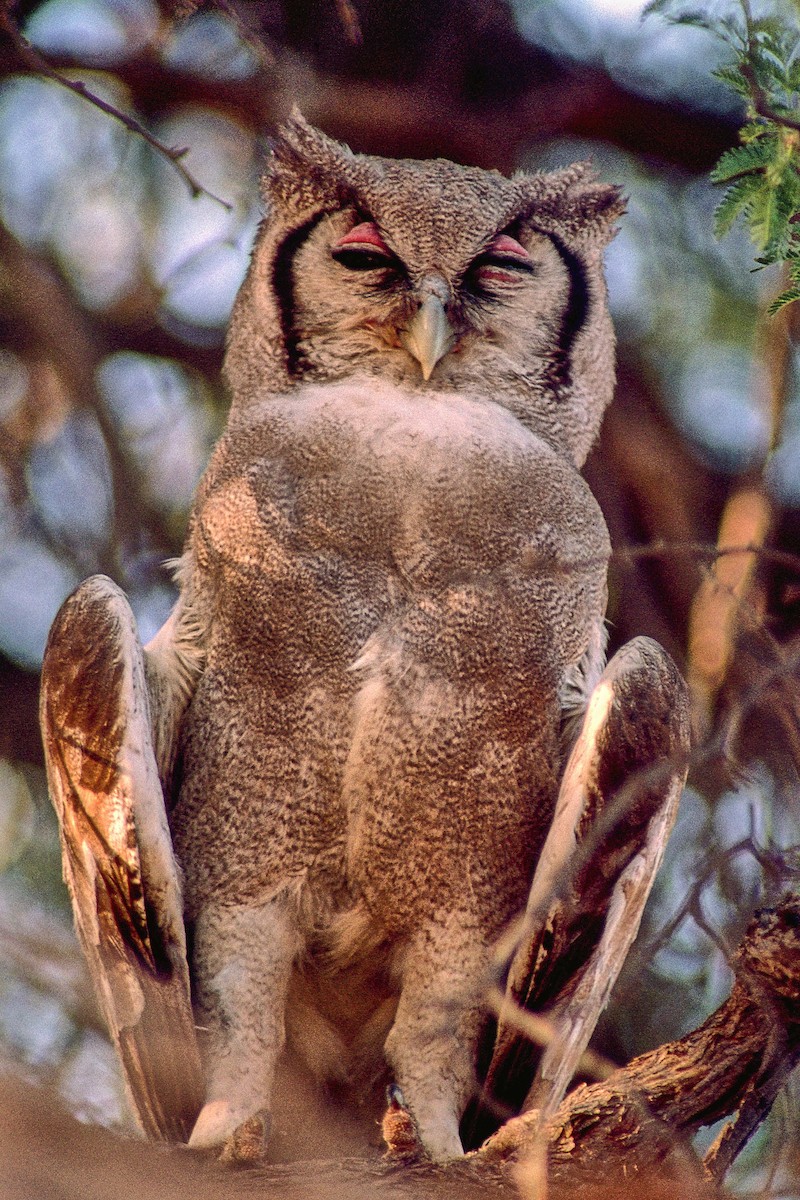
[188,1098,270,1163]
[382,1084,425,1161]
[218,1112,270,1167]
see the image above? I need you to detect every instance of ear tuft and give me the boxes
[516,162,626,246]
[570,178,626,221]
[261,110,356,210]
[558,165,626,242]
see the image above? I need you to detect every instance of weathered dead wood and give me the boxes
[478,895,800,1185]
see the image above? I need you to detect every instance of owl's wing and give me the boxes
[39,576,204,1141]
[481,636,690,1129]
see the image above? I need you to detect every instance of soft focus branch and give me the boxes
[0,3,740,173]
[686,274,795,739]
[0,222,177,567]
[0,885,102,1035]
[0,8,232,209]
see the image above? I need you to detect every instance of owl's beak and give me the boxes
[400,295,454,381]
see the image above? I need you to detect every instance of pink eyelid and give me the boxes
[333,221,392,254]
[486,233,530,260]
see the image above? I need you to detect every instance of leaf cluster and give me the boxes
[645,0,800,311]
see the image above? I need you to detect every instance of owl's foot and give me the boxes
[188,1099,270,1165]
[381,1085,425,1162]
[383,928,488,1164]
[219,1113,270,1166]
[187,896,297,1165]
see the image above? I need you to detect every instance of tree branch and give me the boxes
[0,9,232,209]
[0,221,178,569]
[478,895,800,1186]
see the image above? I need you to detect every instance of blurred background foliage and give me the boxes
[0,0,799,1192]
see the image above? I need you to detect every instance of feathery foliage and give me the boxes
[645,0,800,311]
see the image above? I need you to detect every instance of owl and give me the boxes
[40,114,690,1165]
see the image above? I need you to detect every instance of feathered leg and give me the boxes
[187,895,300,1162]
[471,636,690,1141]
[384,919,490,1162]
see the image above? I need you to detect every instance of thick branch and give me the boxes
[479,896,800,1184]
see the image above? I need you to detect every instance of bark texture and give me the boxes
[479,895,800,1185]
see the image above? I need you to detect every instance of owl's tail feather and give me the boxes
[471,636,690,1144]
[40,576,204,1142]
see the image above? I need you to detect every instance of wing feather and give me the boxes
[478,636,690,1133]
[40,575,204,1142]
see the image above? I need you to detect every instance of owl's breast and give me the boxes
[195,378,609,678]
[231,378,606,569]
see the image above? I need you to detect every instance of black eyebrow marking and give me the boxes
[272,211,329,378]
[531,226,590,389]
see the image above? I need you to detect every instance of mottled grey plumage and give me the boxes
[40,114,689,1165]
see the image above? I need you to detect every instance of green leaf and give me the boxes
[749,16,784,37]
[768,282,800,311]
[713,175,765,237]
[767,100,800,120]
[664,10,718,28]
[755,46,792,89]
[643,0,708,21]
[664,0,800,315]
[712,63,752,96]
[739,120,774,141]
[768,176,800,256]
[748,171,798,258]
[710,137,779,183]
[719,13,747,41]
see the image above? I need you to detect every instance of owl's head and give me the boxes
[225,112,624,466]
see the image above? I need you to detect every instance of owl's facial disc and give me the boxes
[331,220,456,381]
[325,215,539,384]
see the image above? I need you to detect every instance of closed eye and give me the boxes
[331,246,399,271]
[331,220,400,272]
[470,253,535,280]
[466,233,536,290]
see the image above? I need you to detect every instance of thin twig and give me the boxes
[486,986,617,1085]
[334,0,364,45]
[613,540,800,575]
[0,9,233,211]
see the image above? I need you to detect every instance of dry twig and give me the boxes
[0,8,232,209]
